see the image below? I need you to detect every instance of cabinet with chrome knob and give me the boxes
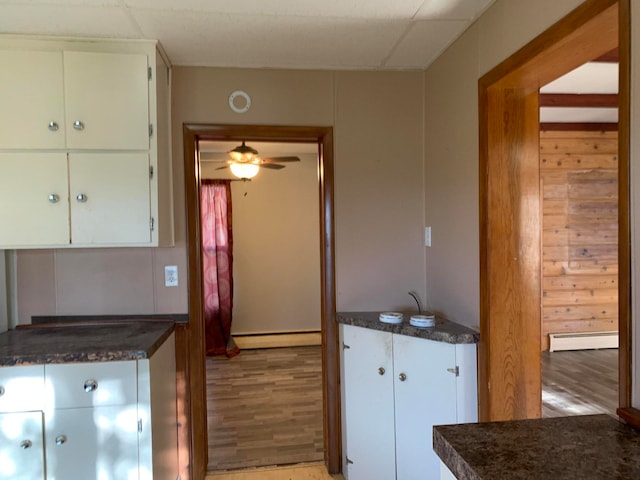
[340,324,478,480]
[0,35,174,249]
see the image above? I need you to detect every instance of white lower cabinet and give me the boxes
[0,334,177,480]
[341,324,477,480]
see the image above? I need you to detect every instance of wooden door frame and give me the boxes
[182,124,340,479]
[478,0,631,422]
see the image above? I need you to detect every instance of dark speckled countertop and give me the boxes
[434,414,640,479]
[337,311,479,344]
[0,320,175,366]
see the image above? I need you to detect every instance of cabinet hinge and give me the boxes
[138,419,143,433]
[150,217,155,231]
[148,67,152,81]
[149,165,154,179]
[447,366,460,377]
[342,342,350,350]
[149,124,154,137]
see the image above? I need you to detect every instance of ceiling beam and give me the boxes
[539,93,618,108]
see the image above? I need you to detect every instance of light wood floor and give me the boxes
[206,346,324,472]
[205,463,343,480]
[541,348,618,418]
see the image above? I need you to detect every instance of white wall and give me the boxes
[201,152,321,334]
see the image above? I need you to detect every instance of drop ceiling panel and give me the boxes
[385,20,467,68]
[0,5,142,38]
[415,0,494,20]
[124,0,425,19]
[133,9,408,68]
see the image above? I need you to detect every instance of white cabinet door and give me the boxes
[64,51,149,150]
[393,335,457,480]
[0,153,69,247]
[0,50,66,149]
[0,411,45,480]
[45,406,139,480]
[342,325,396,480]
[69,153,151,245]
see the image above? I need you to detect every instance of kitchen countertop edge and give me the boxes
[336,311,479,344]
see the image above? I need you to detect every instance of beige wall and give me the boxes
[16,67,426,323]
[423,0,586,329]
[201,153,321,334]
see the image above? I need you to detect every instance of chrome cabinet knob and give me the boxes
[48,194,60,204]
[73,120,84,131]
[398,373,407,382]
[76,193,88,203]
[378,367,385,376]
[48,121,59,132]
[0,385,4,396]
[20,440,32,450]
[84,379,98,392]
[55,435,67,446]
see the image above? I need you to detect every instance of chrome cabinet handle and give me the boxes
[0,385,4,396]
[76,193,88,203]
[48,121,59,132]
[48,194,60,204]
[55,435,66,446]
[84,379,98,392]
[398,373,407,382]
[73,120,84,131]
[378,367,385,376]
[20,440,32,449]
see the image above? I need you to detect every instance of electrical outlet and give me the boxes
[164,265,178,287]
[425,226,432,247]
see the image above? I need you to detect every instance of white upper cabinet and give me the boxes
[0,36,174,248]
[64,51,149,150]
[0,50,66,149]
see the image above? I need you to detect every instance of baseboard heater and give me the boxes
[548,331,618,352]
[234,331,321,349]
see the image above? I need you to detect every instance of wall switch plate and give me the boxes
[425,226,432,247]
[164,265,178,287]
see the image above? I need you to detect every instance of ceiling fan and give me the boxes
[199,141,301,179]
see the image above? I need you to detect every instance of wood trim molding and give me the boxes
[540,122,618,131]
[594,47,619,62]
[478,0,625,422]
[183,124,339,478]
[539,93,618,108]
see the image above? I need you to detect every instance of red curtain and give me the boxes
[200,180,239,357]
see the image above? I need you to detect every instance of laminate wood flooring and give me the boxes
[205,463,343,480]
[541,348,618,418]
[206,346,324,472]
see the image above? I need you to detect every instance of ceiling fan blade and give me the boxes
[260,163,286,170]
[260,156,300,163]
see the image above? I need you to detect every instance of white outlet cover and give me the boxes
[164,265,178,287]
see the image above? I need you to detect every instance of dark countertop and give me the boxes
[337,311,479,344]
[0,320,175,366]
[434,414,640,479]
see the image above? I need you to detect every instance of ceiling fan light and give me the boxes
[230,162,259,179]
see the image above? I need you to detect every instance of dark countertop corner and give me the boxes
[336,311,479,344]
[434,414,640,480]
[0,320,175,366]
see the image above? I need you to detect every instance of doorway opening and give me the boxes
[183,125,341,479]
[538,53,620,418]
[478,0,629,422]
[198,139,324,471]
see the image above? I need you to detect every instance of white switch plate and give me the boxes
[425,227,432,247]
[164,265,178,287]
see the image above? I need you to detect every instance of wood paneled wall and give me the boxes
[540,130,619,350]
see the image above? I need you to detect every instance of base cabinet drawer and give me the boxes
[0,411,45,480]
[45,407,139,480]
[0,365,45,413]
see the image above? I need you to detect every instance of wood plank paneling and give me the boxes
[540,130,618,350]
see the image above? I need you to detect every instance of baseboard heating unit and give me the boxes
[548,331,618,352]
